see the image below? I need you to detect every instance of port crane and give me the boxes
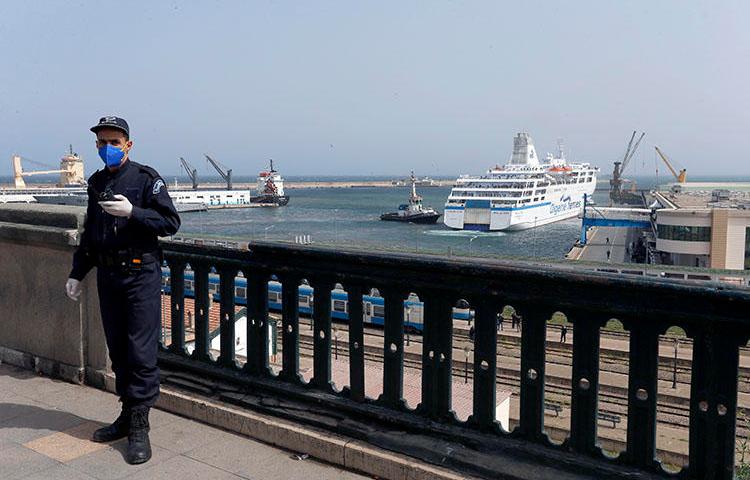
[204,154,232,190]
[179,157,199,190]
[654,146,687,183]
[609,131,645,204]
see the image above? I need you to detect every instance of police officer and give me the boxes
[65,116,180,464]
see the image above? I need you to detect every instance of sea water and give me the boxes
[178,185,613,260]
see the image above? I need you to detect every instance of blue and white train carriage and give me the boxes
[160,268,472,333]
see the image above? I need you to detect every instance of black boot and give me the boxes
[125,405,152,465]
[92,401,130,443]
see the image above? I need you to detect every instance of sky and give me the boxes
[1,1,748,178]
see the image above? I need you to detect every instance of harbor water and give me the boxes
[178,185,613,260]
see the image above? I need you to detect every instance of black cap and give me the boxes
[90,116,129,137]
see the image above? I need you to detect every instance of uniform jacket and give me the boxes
[69,159,180,280]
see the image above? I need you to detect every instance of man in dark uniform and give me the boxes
[65,116,180,464]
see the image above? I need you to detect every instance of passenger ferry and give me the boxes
[443,133,598,231]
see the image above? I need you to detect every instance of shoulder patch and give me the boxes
[152,179,165,195]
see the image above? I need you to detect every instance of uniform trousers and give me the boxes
[96,261,162,407]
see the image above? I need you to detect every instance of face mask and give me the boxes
[98,144,126,168]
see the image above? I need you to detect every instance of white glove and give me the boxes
[99,194,133,218]
[66,278,82,301]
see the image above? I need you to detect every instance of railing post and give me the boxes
[467,296,499,431]
[344,284,365,402]
[310,279,334,391]
[191,263,212,362]
[216,264,239,369]
[378,288,405,409]
[419,292,453,420]
[279,274,302,383]
[517,305,549,442]
[167,258,187,355]
[243,270,271,376]
[688,328,741,480]
[569,312,601,454]
[624,321,659,469]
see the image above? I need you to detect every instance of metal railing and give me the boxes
[157,240,750,480]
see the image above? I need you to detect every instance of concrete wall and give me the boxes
[0,204,109,387]
[723,212,748,269]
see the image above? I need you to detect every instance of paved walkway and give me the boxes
[0,363,370,480]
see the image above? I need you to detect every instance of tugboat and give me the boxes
[250,160,289,206]
[380,171,441,224]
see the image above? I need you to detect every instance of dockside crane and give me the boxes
[179,157,199,190]
[609,131,645,203]
[204,154,232,190]
[654,146,687,183]
[12,155,64,189]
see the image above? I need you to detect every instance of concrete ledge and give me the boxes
[0,203,84,229]
[0,222,79,247]
[0,345,83,384]
[149,383,478,480]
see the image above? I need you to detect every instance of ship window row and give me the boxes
[657,224,711,242]
[461,182,537,189]
[451,191,527,198]
[457,186,535,192]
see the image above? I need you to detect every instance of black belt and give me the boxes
[96,250,159,269]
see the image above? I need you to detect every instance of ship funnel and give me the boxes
[510,133,539,166]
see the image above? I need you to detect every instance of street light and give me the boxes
[469,235,479,256]
[463,344,471,384]
[333,209,339,244]
[405,306,411,346]
[333,327,339,360]
[264,225,275,240]
[672,337,678,389]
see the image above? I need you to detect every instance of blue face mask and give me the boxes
[98,144,126,168]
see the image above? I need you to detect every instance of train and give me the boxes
[160,268,472,332]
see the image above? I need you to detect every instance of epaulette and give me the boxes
[136,163,162,179]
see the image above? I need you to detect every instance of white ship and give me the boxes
[443,133,598,231]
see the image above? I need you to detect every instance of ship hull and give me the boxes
[250,194,289,206]
[444,184,595,231]
[380,212,441,224]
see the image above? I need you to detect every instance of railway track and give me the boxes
[286,318,750,437]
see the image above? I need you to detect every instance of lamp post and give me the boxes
[333,209,339,244]
[264,225,275,240]
[469,235,479,256]
[405,307,411,346]
[672,337,678,389]
[333,327,339,360]
[463,345,471,384]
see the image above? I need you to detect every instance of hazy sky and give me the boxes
[1,1,747,178]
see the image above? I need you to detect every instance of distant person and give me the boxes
[469,325,475,342]
[496,313,504,332]
[560,325,568,343]
[512,313,522,332]
[605,237,610,244]
[606,250,611,261]
[65,116,180,465]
